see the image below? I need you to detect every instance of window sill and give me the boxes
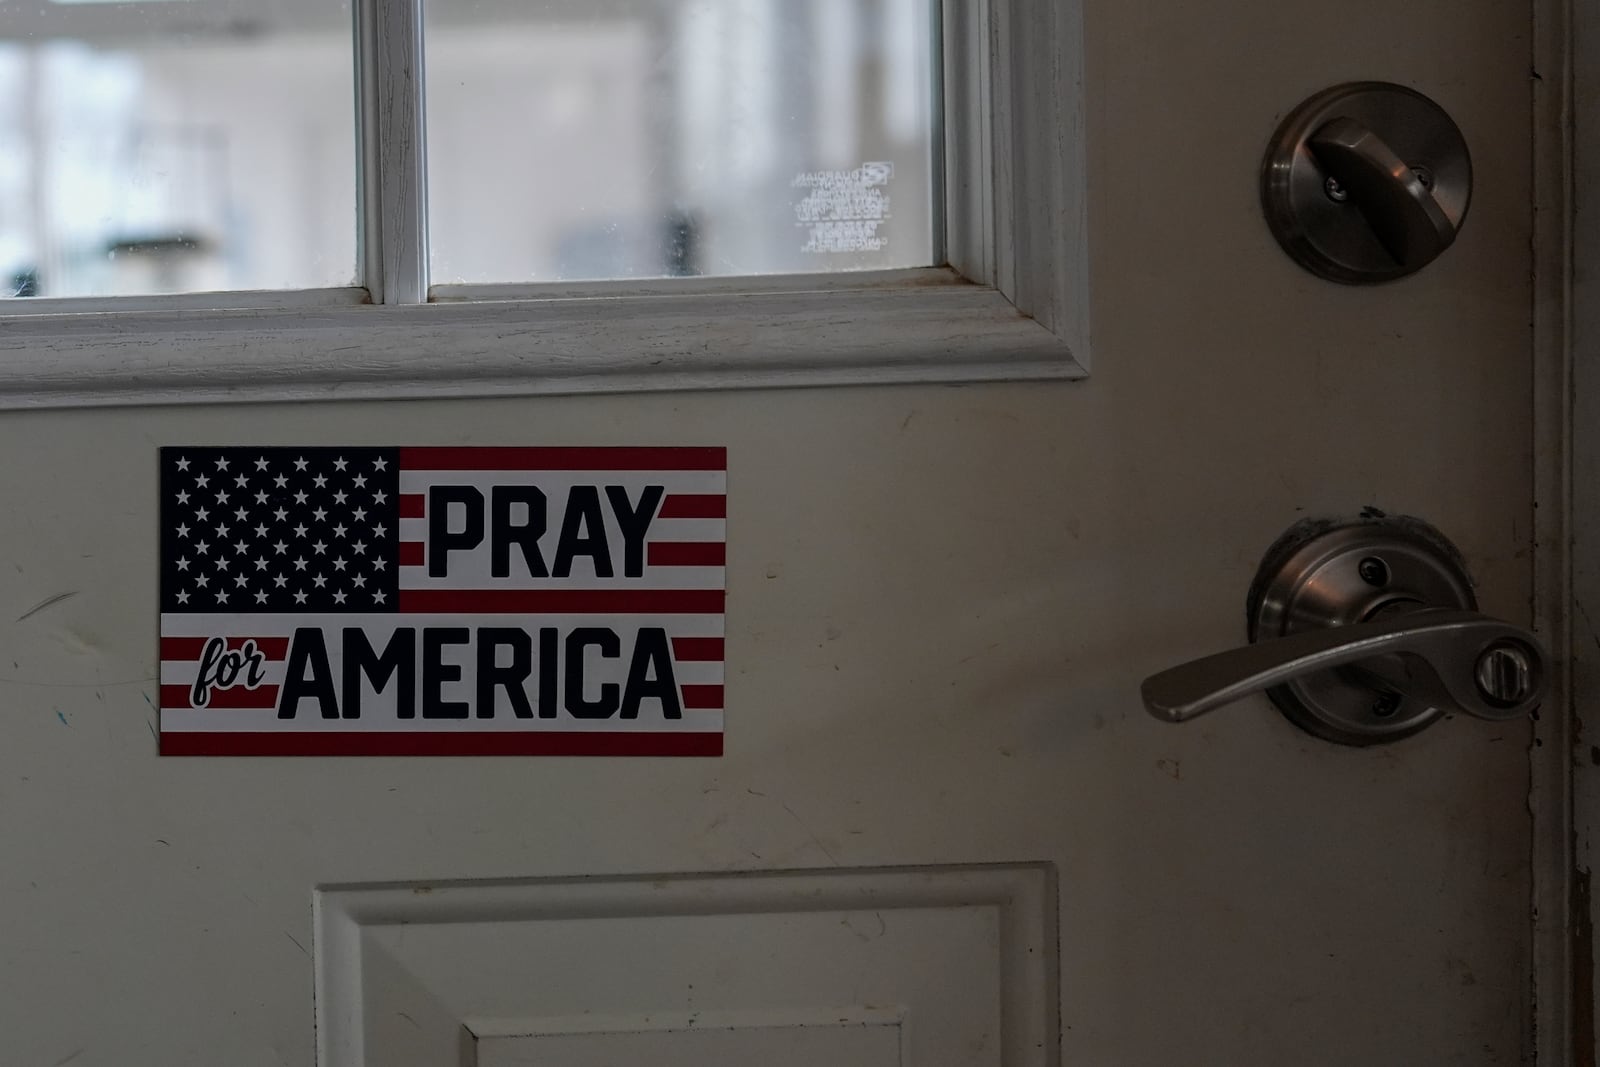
[0,271,1084,409]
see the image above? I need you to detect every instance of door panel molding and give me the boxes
[314,863,1059,1067]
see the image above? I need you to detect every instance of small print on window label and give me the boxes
[793,161,893,254]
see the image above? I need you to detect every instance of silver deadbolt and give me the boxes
[1261,82,1471,283]
[1140,516,1546,745]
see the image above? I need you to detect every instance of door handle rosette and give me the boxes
[1140,516,1545,745]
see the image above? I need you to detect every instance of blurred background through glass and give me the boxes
[0,0,938,299]
[0,0,357,299]
[425,0,939,285]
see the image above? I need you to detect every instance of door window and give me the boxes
[0,0,356,298]
[425,0,938,284]
[0,0,1084,403]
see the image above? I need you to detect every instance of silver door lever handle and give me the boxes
[1142,608,1544,724]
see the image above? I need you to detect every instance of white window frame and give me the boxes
[0,0,1087,408]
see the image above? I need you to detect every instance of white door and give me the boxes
[0,0,1564,1064]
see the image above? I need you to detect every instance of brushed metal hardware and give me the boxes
[1261,83,1471,284]
[1140,517,1545,745]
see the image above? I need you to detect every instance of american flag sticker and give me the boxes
[158,447,726,756]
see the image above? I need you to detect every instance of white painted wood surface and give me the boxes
[938,0,1087,368]
[357,0,430,306]
[0,282,1075,408]
[1529,0,1575,1056]
[1566,0,1600,1047]
[986,0,1087,362]
[0,0,1564,1064]
[475,1023,901,1067]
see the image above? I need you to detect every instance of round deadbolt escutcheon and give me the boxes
[1261,82,1471,284]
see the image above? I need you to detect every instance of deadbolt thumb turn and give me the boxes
[1140,516,1545,745]
[1262,82,1471,283]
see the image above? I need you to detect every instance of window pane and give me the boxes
[0,1,356,299]
[425,0,938,285]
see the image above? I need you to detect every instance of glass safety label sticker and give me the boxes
[794,161,894,254]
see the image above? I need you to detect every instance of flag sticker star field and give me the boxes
[158,447,727,756]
